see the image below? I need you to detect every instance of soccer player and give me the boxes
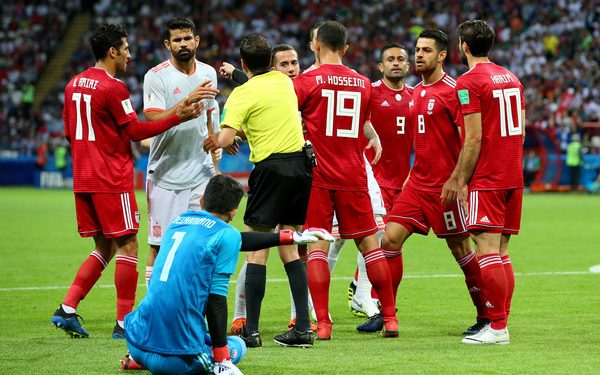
[141,17,220,287]
[379,29,485,334]
[457,20,525,345]
[219,44,320,335]
[51,24,202,338]
[204,34,314,348]
[123,175,333,374]
[294,20,398,340]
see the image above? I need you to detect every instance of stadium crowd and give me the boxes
[1,0,599,159]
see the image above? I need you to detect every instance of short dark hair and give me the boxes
[379,43,408,62]
[240,33,272,73]
[164,17,196,41]
[271,44,296,65]
[202,175,244,215]
[90,24,128,61]
[418,29,448,52]
[457,20,495,57]
[316,21,347,52]
[309,22,325,41]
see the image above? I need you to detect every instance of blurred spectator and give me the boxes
[566,133,583,190]
[523,149,541,188]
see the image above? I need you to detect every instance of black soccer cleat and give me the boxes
[273,328,314,348]
[356,313,384,333]
[463,318,490,335]
[240,327,262,348]
[51,305,89,338]
[112,321,125,339]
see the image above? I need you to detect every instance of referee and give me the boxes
[204,33,313,348]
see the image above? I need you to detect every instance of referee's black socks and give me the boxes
[245,263,266,333]
[285,259,310,332]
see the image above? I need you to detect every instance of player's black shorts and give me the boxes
[244,151,312,229]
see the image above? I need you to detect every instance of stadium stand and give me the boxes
[1,0,599,188]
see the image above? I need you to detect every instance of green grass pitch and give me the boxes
[0,188,599,374]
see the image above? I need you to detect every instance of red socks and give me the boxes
[307,250,330,322]
[381,247,403,302]
[479,254,507,329]
[115,255,138,321]
[502,255,515,321]
[364,249,395,318]
[457,251,485,319]
[63,250,107,309]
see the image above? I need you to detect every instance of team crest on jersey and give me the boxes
[395,93,402,101]
[152,225,161,237]
[135,211,140,224]
[427,98,435,114]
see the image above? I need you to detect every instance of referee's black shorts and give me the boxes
[244,151,312,229]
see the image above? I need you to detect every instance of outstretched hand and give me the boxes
[187,80,219,104]
[177,100,204,123]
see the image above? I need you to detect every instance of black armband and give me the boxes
[232,69,248,85]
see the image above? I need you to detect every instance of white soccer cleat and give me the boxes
[461,325,510,345]
[350,296,380,318]
[213,360,244,375]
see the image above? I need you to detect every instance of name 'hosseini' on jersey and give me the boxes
[410,73,463,191]
[456,62,526,190]
[63,67,138,193]
[294,64,372,191]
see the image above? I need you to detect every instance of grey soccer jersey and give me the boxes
[143,59,219,190]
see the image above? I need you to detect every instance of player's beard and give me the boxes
[460,49,468,66]
[385,69,406,85]
[174,47,194,62]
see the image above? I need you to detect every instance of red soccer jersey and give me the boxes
[456,62,525,190]
[410,73,463,191]
[368,80,414,189]
[294,64,372,190]
[63,67,138,193]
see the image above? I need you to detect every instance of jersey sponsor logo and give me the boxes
[381,100,390,107]
[427,98,435,114]
[458,89,470,105]
[121,98,134,114]
[152,225,161,237]
[480,215,490,223]
[173,87,182,95]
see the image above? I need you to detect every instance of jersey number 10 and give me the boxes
[322,89,361,138]
[72,93,96,141]
[492,88,523,137]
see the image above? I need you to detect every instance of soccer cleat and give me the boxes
[381,316,399,338]
[463,318,490,335]
[113,321,125,339]
[462,325,509,345]
[213,360,243,375]
[350,296,380,318]
[240,327,262,348]
[120,353,144,370]
[316,320,333,340]
[273,328,314,348]
[229,318,246,336]
[356,313,383,333]
[347,281,357,309]
[287,318,318,332]
[51,305,89,338]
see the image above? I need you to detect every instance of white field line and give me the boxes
[0,270,596,292]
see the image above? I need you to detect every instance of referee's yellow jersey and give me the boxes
[221,70,304,163]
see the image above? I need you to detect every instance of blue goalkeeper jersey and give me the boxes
[125,210,241,355]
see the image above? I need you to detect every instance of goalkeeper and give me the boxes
[121,175,332,374]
